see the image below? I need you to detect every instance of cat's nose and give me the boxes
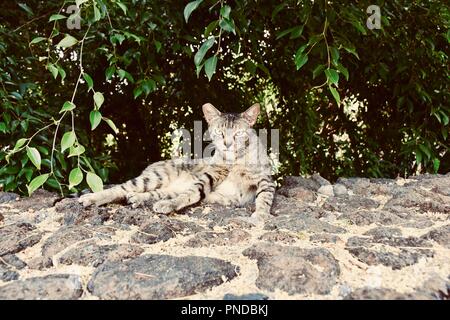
[224,140,233,148]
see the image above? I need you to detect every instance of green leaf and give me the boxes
[415,149,422,164]
[105,66,116,80]
[329,86,341,105]
[47,64,59,79]
[27,174,49,196]
[440,111,449,126]
[93,4,101,21]
[204,56,218,81]
[93,92,104,109]
[60,101,75,113]
[83,73,94,91]
[184,0,203,23]
[69,167,83,189]
[26,146,41,170]
[289,25,304,39]
[30,37,46,45]
[336,63,349,81]
[313,64,326,79]
[219,18,236,34]
[87,172,103,192]
[49,14,66,22]
[57,35,78,48]
[325,69,339,84]
[13,138,28,151]
[194,37,215,66]
[351,20,367,35]
[103,118,119,134]
[69,144,85,157]
[116,1,127,14]
[57,66,66,81]
[18,3,34,16]
[418,144,431,159]
[154,40,162,53]
[433,158,440,173]
[76,0,89,7]
[204,20,219,38]
[61,131,76,153]
[294,53,308,71]
[220,5,231,19]
[330,47,340,65]
[90,110,102,130]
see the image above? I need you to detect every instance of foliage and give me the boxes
[0,0,449,195]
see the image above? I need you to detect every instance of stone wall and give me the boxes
[0,174,449,300]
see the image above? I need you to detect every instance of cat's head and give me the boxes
[202,103,260,161]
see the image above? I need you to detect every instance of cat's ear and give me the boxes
[242,103,260,126]
[202,103,221,123]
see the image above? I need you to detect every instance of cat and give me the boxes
[79,103,276,225]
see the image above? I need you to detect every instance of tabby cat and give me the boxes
[79,103,276,225]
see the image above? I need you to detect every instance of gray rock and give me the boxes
[0,192,19,203]
[338,210,434,228]
[343,287,432,300]
[41,226,94,258]
[347,235,432,248]
[11,190,59,211]
[243,243,340,295]
[59,242,144,267]
[0,274,83,300]
[323,196,379,212]
[318,185,334,197]
[333,184,348,197]
[310,233,341,243]
[188,204,253,228]
[0,266,19,281]
[132,217,204,245]
[311,173,331,186]
[88,254,239,299]
[259,231,298,244]
[56,198,112,226]
[265,214,346,234]
[363,227,402,238]
[0,254,27,270]
[111,207,156,227]
[223,293,269,300]
[0,222,43,256]
[185,229,250,247]
[421,224,450,248]
[385,188,450,214]
[277,186,316,202]
[281,176,321,191]
[346,247,434,269]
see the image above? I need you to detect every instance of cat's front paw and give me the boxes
[153,200,176,214]
[79,193,101,207]
[237,211,270,228]
[126,192,146,208]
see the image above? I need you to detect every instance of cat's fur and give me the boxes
[79,103,276,224]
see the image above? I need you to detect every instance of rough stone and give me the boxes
[259,231,298,244]
[333,184,348,197]
[223,293,269,300]
[0,266,19,282]
[243,243,340,295]
[363,227,402,238]
[59,242,144,267]
[41,225,94,258]
[0,254,27,269]
[421,224,450,248]
[185,229,251,247]
[265,214,346,234]
[343,288,432,300]
[0,274,83,299]
[277,186,316,202]
[0,192,19,203]
[338,210,434,228]
[56,198,112,226]
[323,196,379,212]
[0,222,43,256]
[318,185,334,197]
[310,233,341,243]
[132,217,204,245]
[88,254,239,299]
[346,247,434,270]
[385,188,450,214]
[11,190,59,211]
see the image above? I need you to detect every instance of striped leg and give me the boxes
[79,161,172,207]
[152,172,214,214]
[254,177,276,216]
